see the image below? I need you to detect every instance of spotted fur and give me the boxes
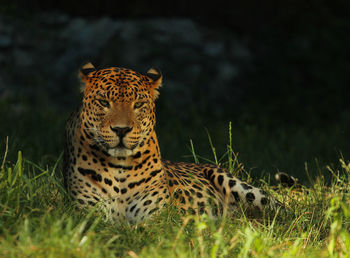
[64,63,276,223]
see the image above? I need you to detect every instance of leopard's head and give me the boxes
[79,62,162,157]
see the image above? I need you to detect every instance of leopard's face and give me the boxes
[82,92,155,157]
[79,63,162,157]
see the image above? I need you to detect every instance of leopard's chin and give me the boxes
[107,147,134,157]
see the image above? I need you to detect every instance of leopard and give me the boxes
[63,62,277,224]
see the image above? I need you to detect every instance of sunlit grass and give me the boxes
[1,141,349,257]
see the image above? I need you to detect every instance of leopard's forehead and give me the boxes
[84,67,154,101]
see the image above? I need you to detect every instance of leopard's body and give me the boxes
[64,63,274,223]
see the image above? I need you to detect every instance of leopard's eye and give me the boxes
[98,99,110,108]
[134,102,146,109]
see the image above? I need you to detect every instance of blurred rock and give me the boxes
[0,12,250,114]
[0,34,12,48]
[0,19,13,48]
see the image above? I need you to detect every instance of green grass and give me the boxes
[1,139,350,257]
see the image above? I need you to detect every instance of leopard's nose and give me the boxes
[110,126,132,138]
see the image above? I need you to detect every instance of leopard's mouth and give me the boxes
[94,134,139,157]
[107,141,140,157]
[108,140,138,150]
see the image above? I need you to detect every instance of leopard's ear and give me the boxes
[146,68,162,99]
[79,62,96,92]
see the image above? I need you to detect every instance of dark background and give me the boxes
[1,0,349,183]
